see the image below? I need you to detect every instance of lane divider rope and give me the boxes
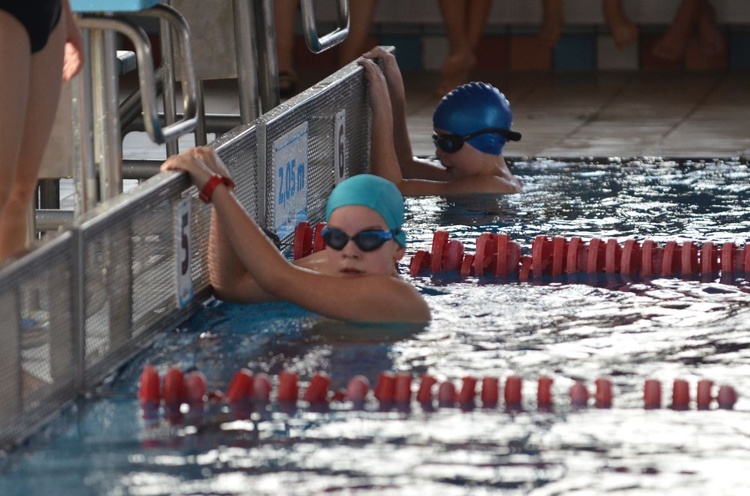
[138,366,738,424]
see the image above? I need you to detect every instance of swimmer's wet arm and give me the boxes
[363,48,414,174]
[209,188,429,323]
[207,208,282,303]
[361,58,404,186]
[398,175,522,197]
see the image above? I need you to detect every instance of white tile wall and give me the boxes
[316,0,750,25]
[597,35,639,70]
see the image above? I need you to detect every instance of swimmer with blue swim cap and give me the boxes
[162,148,428,323]
[433,82,522,156]
[360,47,523,196]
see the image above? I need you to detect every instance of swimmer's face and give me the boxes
[433,128,487,179]
[325,205,405,277]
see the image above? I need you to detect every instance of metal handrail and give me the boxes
[78,5,197,144]
[299,0,350,53]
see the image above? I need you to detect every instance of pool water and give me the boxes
[2,159,750,495]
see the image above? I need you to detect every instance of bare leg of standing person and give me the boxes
[652,0,703,61]
[337,0,378,66]
[696,0,724,56]
[274,0,300,96]
[0,11,66,259]
[436,0,492,96]
[603,0,639,49]
[539,0,564,48]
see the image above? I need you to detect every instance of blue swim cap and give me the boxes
[325,174,406,247]
[433,82,519,155]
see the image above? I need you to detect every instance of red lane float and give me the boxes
[605,239,621,274]
[473,233,497,276]
[138,365,161,405]
[537,376,553,408]
[701,242,719,274]
[644,379,662,409]
[586,238,605,274]
[252,373,272,402]
[458,376,477,404]
[374,371,396,403]
[277,370,299,403]
[460,254,475,277]
[138,367,742,424]
[532,235,552,277]
[717,385,738,409]
[346,375,370,402]
[438,381,457,405]
[406,227,750,282]
[444,240,465,272]
[566,237,583,274]
[551,237,567,277]
[661,241,681,276]
[185,371,207,404]
[481,376,499,407]
[696,379,713,410]
[163,367,186,405]
[430,231,449,273]
[417,374,437,404]
[226,369,254,403]
[394,373,413,403]
[519,256,533,282]
[671,379,690,410]
[293,221,313,260]
[303,372,331,403]
[312,222,326,253]
[682,241,699,275]
[621,239,640,275]
[505,376,522,407]
[595,378,613,408]
[569,382,589,406]
[410,250,431,276]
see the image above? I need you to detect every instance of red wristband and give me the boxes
[199,174,235,204]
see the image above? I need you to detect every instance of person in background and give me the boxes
[275,0,379,97]
[0,0,83,260]
[360,47,522,196]
[540,0,639,50]
[435,0,493,96]
[161,147,430,324]
[652,0,724,61]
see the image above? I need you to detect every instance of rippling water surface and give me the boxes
[2,159,750,495]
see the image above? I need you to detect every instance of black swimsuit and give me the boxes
[0,0,62,53]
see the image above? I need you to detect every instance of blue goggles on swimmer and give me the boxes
[321,227,400,252]
[432,127,522,154]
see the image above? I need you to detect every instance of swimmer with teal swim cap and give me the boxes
[162,148,429,323]
[360,47,523,197]
[326,174,406,247]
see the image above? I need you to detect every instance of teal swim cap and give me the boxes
[325,174,406,247]
[433,82,520,155]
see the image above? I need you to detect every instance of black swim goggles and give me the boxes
[432,127,522,154]
[321,227,399,252]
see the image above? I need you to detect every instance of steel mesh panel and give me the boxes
[0,234,75,448]
[261,63,371,242]
[214,125,260,220]
[0,58,374,449]
[79,174,212,385]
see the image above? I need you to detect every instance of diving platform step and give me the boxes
[70,0,161,12]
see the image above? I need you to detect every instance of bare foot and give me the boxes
[652,0,703,61]
[603,0,639,49]
[539,0,564,48]
[697,3,725,56]
[436,52,476,96]
[652,28,690,61]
